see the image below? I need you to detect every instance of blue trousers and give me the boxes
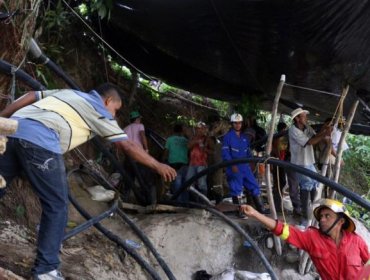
[186,165,208,195]
[226,164,261,196]
[0,138,68,275]
[170,165,189,202]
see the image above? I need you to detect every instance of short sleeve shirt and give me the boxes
[123,123,145,148]
[11,89,127,153]
[289,124,316,165]
[165,135,188,164]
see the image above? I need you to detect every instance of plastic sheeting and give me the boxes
[100,0,370,133]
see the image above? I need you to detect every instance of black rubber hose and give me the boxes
[67,169,162,280]
[0,59,46,90]
[73,167,175,279]
[63,199,119,241]
[162,200,278,280]
[68,193,162,280]
[171,157,370,211]
[117,209,177,280]
[42,58,81,90]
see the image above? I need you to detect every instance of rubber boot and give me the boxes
[252,195,270,214]
[232,196,247,218]
[232,196,241,205]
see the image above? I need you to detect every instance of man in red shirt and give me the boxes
[186,121,212,197]
[241,199,369,280]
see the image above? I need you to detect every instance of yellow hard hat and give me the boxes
[313,199,356,232]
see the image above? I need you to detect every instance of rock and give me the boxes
[285,252,300,264]
[0,267,25,280]
[281,269,317,280]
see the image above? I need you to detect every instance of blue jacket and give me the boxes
[222,129,252,162]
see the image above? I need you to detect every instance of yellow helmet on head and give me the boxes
[313,199,356,232]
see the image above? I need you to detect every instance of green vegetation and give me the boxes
[340,134,370,228]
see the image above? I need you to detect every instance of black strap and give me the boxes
[321,215,342,235]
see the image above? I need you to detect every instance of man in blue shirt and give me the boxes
[222,113,269,214]
[0,83,176,280]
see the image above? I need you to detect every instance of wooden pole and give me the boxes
[314,85,349,201]
[300,85,349,275]
[264,74,285,256]
[330,100,359,198]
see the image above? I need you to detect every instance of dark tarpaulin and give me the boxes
[100,0,370,134]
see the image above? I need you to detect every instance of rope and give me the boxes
[284,83,341,97]
[8,66,16,103]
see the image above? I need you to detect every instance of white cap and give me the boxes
[291,108,309,120]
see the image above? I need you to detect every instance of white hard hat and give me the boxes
[230,113,243,122]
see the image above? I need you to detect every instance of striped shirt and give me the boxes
[11,89,127,154]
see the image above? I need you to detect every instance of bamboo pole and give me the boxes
[330,100,359,198]
[264,74,285,256]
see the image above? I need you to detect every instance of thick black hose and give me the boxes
[73,167,175,279]
[68,193,162,280]
[43,58,81,90]
[117,209,177,280]
[171,157,370,211]
[162,200,278,280]
[67,169,162,279]
[0,59,46,90]
[63,200,118,241]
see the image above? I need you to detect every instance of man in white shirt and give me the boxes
[289,108,332,225]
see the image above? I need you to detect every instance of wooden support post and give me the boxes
[314,85,349,201]
[0,117,18,188]
[0,117,18,136]
[264,74,285,256]
[330,100,359,198]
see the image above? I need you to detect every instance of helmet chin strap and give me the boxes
[320,215,342,235]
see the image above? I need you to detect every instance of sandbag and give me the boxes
[86,185,115,202]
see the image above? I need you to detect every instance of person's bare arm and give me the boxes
[306,125,332,146]
[115,140,176,181]
[240,204,277,230]
[0,91,37,117]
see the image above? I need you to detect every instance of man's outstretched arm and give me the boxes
[115,140,176,182]
[240,204,277,230]
[0,91,37,117]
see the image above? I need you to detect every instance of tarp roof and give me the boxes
[101,0,370,134]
